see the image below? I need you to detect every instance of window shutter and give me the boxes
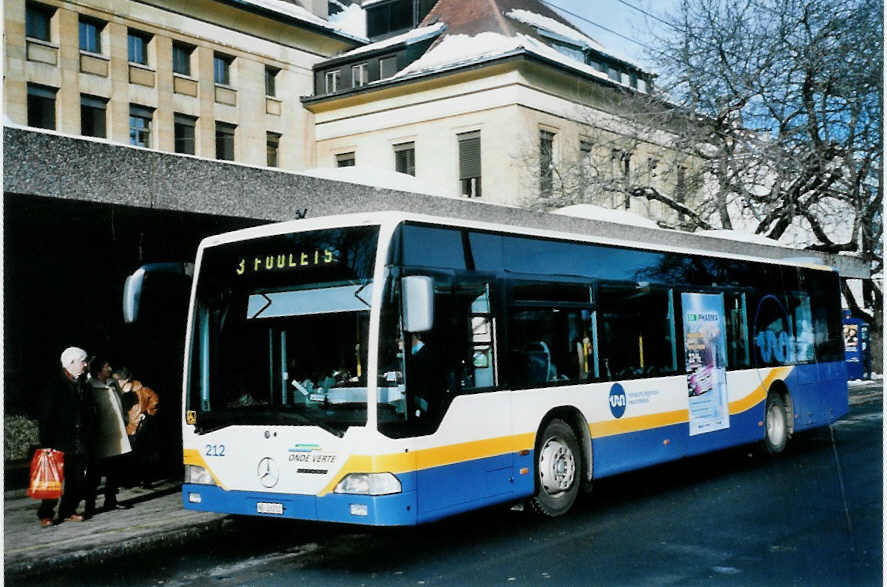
[458,132,481,179]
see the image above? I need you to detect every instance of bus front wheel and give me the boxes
[531,419,581,517]
[762,391,789,454]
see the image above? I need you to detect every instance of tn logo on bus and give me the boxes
[609,383,627,419]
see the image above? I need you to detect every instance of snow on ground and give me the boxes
[552,204,660,228]
[299,166,460,198]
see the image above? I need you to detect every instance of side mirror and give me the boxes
[401,276,434,333]
[123,262,194,323]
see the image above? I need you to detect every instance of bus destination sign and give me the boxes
[236,248,338,276]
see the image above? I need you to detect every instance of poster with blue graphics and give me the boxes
[682,292,730,436]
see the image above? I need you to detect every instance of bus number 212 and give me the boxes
[205,444,226,457]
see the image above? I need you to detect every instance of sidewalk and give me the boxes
[4,480,227,580]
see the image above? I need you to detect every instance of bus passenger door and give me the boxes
[413,278,512,518]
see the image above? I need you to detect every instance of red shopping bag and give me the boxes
[26,449,64,500]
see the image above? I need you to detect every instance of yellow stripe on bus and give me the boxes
[318,433,535,496]
[727,367,793,414]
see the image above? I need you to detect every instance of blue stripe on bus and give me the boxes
[182,483,420,526]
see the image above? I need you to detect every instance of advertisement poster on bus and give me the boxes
[682,292,730,436]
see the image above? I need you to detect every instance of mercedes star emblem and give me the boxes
[257,457,279,488]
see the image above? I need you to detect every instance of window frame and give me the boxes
[127,29,151,66]
[214,53,234,86]
[336,151,356,167]
[80,94,107,138]
[79,16,104,54]
[265,66,280,97]
[266,132,281,167]
[324,70,341,94]
[172,41,194,77]
[26,2,54,42]
[215,121,236,161]
[174,113,197,155]
[351,62,368,88]
[379,55,398,79]
[27,83,57,130]
[129,104,154,148]
[394,141,416,176]
[458,130,482,198]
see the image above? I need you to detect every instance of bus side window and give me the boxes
[725,292,751,368]
[598,284,677,379]
[508,308,595,386]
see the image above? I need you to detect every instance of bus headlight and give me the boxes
[334,473,401,495]
[185,464,213,485]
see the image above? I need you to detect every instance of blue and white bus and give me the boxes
[170,211,847,525]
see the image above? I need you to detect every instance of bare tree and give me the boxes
[524,0,882,319]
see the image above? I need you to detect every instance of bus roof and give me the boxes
[197,209,850,275]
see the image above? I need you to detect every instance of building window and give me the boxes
[540,130,555,196]
[267,132,281,167]
[324,70,341,94]
[81,95,107,138]
[174,113,196,155]
[27,84,56,129]
[352,63,368,88]
[394,142,415,176]
[380,56,397,79]
[26,2,53,42]
[458,131,482,198]
[214,53,233,85]
[129,104,153,147]
[216,122,236,160]
[336,152,355,167]
[172,42,194,76]
[79,17,103,54]
[127,30,151,65]
[265,67,279,97]
[608,66,621,82]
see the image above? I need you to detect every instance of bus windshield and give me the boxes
[187,226,379,436]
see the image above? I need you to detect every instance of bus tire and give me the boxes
[762,391,789,454]
[531,419,581,518]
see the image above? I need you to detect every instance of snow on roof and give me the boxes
[393,31,630,89]
[328,1,367,39]
[507,8,644,70]
[507,9,604,54]
[299,166,461,198]
[336,22,445,59]
[239,0,367,41]
[695,229,784,246]
[552,204,660,229]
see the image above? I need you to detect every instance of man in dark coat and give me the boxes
[37,346,95,526]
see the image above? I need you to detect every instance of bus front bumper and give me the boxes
[182,483,418,526]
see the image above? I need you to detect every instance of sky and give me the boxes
[546,0,681,69]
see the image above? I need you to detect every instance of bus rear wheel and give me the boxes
[531,419,581,518]
[762,391,789,454]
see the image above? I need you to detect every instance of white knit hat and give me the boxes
[60,346,88,368]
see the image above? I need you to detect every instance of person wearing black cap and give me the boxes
[37,346,96,527]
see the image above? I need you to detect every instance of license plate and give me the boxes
[257,502,284,515]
